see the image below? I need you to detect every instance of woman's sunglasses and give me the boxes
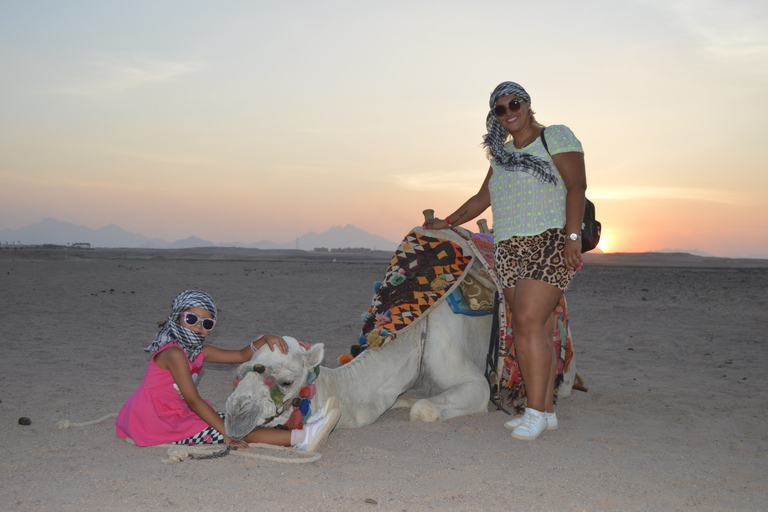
[180,311,216,331]
[494,99,524,117]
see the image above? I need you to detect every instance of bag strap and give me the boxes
[540,126,550,155]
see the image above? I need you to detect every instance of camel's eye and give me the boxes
[281,381,293,387]
[253,364,265,374]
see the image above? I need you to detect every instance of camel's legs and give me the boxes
[392,395,419,409]
[409,374,489,422]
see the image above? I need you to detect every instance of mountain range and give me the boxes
[0,218,400,251]
[0,218,736,258]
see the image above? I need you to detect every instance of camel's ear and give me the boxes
[305,343,324,368]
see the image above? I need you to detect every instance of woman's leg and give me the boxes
[544,312,556,414]
[504,279,562,413]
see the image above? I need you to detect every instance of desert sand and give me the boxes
[1,243,767,511]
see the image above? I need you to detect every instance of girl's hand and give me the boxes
[224,435,248,449]
[261,334,289,354]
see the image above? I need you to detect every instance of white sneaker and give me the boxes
[306,396,339,425]
[510,408,548,440]
[504,411,558,431]
[297,409,340,452]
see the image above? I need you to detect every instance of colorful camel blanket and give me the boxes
[356,227,574,413]
[359,230,473,347]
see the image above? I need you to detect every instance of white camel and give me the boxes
[225,226,577,436]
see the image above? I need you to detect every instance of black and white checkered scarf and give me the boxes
[144,290,217,362]
[481,81,558,185]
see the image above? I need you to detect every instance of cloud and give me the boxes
[397,177,748,205]
[588,185,743,204]
[49,55,202,96]
[667,0,768,72]
[1,170,145,191]
[391,170,483,193]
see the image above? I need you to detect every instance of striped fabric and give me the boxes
[144,290,217,362]
[481,81,558,185]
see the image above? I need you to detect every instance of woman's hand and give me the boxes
[564,239,583,273]
[422,218,450,230]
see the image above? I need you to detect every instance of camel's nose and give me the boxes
[228,395,254,415]
[224,398,263,440]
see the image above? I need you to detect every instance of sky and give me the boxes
[1,0,767,258]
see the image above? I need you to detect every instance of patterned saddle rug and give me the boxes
[358,230,473,347]
[354,227,574,412]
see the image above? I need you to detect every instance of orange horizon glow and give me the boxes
[596,236,610,254]
[1,2,767,260]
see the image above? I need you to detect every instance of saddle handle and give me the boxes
[422,209,435,222]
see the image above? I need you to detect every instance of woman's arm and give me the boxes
[551,151,587,271]
[203,334,288,364]
[423,167,493,229]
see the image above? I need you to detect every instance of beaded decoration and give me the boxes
[233,363,320,430]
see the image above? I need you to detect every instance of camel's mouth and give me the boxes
[224,410,258,440]
[224,399,275,440]
[224,381,278,440]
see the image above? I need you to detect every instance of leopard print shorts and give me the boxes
[494,228,574,292]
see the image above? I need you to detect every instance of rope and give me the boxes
[160,442,322,464]
[417,315,427,378]
[56,412,118,429]
[55,412,322,465]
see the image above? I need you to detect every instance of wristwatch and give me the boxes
[568,232,581,242]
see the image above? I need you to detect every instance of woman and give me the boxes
[422,81,586,440]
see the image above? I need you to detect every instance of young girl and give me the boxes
[116,290,339,451]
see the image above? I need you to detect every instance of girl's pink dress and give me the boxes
[116,343,211,446]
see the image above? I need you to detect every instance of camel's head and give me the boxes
[224,336,324,440]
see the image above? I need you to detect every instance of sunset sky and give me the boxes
[2,1,767,258]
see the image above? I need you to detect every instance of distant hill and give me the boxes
[293,224,397,251]
[655,247,713,257]
[0,218,399,251]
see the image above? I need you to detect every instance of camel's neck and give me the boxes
[314,327,423,429]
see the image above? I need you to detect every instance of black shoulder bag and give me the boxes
[540,127,601,253]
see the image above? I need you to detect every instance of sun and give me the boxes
[596,236,610,253]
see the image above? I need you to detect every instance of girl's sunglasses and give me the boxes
[494,99,524,117]
[180,311,216,331]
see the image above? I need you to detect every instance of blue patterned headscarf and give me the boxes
[144,290,217,362]
[481,81,558,185]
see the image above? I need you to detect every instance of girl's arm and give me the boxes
[423,167,493,229]
[155,347,247,447]
[203,334,289,364]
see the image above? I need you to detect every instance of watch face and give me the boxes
[569,233,580,241]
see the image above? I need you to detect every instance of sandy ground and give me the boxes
[1,245,767,511]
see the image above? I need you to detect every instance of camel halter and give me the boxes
[233,364,320,426]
